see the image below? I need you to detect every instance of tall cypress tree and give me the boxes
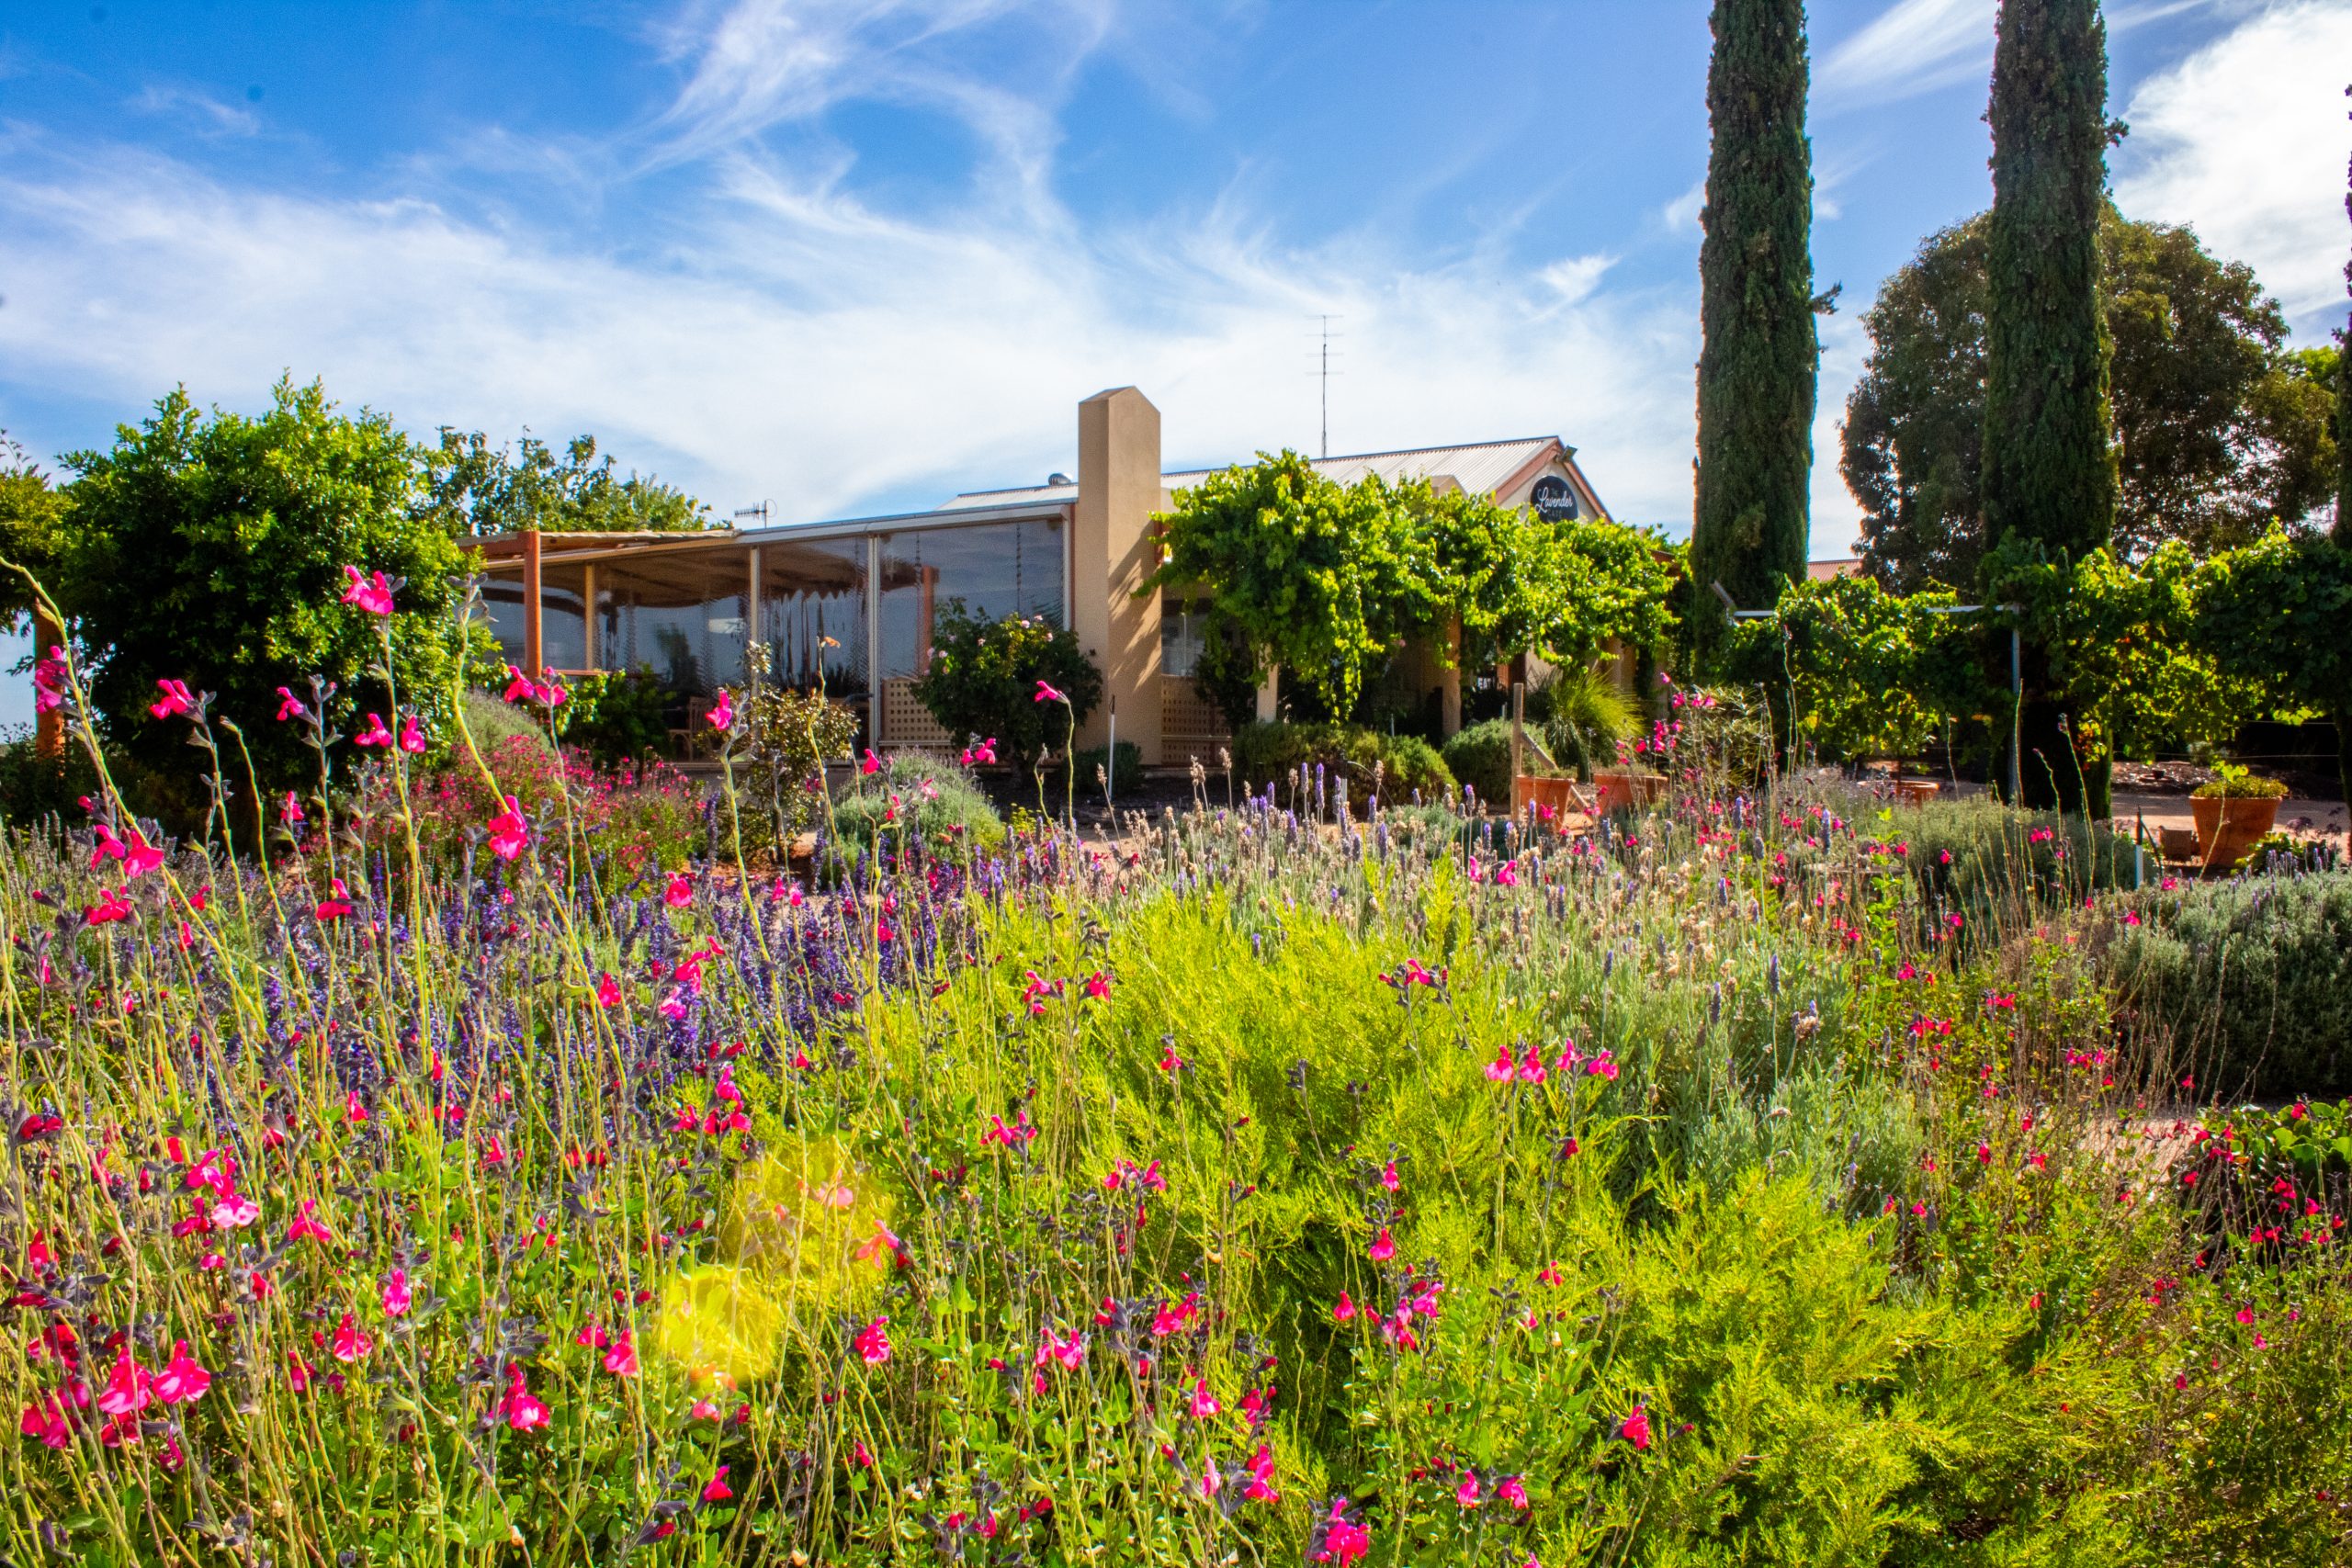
[2332,85,2349,835]
[1691,0,1816,642]
[1982,0,2118,810]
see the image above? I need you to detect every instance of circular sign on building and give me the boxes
[1530,474,1579,522]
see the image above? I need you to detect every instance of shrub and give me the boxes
[2114,869,2352,1097]
[1230,720,1454,807]
[1877,789,2137,916]
[911,610,1101,769]
[1069,740,1143,801]
[392,734,700,881]
[726,659,861,855]
[1441,719,1519,808]
[2189,761,2290,800]
[0,726,101,828]
[557,668,671,766]
[829,751,1005,857]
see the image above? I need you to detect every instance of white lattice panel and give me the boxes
[1161,676,1231,761]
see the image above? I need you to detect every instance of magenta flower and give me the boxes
[860,749,884,775]
[1454,1472,1481,1509]
[1333,1291,1357,1323]
[663,872,694,908]
[153,1341,212,1405]
[275,686,306,721]
[287,1200,334,1247]
[1188,1380,1220,1418]
[702,1465,735,1505]
[499,1363,550,1430]
[85,887,132,926]
[1619,1404,1652,1450]
[487,796,529,861]
[281,791,305,827]
[315,879,355,920]
[1485,1044,1514,1082]
[96,1349,151,1416]
[854,1316,892,1365]
[1381,1160,1400,1191]
[1496,1474,1529,1510]
[398,715,427,753]
[382,1269,413,1318]
[340,566,395,615]
[31,647,68,714]
[149,678,195,720]
[1034,680,1068,703]
[595,972,623,1010]
[354,713,393,748]
[603,1331,639,1378]
[1369,1228,1395,1262]
[707,689,735,731]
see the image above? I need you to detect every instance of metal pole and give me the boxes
[1106,694,1116,816]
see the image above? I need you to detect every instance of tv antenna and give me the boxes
[732,502,771,526]
[1308,315,1343,458]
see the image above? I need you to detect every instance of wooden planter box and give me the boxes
[1511,774,1587,823]
[2191,795,2278,868]
[1591,770,1666,813]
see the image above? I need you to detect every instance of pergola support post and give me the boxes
[521,529,545,679]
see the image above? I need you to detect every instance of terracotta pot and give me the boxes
[1592,770,1666,813]
[1893,779,1942,807]
[2190,795,2278,867]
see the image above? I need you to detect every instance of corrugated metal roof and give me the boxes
[941,436,1567,511]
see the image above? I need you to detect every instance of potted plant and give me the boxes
[2189,763,2289,867]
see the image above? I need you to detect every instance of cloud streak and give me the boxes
[2115,0,2352,331]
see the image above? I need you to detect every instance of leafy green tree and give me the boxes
[0,434,70,633]
[424,430,711,536]
[1846,212,2337,588]
[1691,0,1818,636]
[54,379,472,816]
[1982,0,2118,813]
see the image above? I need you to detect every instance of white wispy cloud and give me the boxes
[1817,0,1994,107]
[0,130,1701,536]
[129,82,263,139]
[1817,0,2246,110]
[2115,0,2352,332]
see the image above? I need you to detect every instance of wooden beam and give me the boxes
[522,529,544,678]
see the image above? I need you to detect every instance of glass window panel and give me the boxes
[596,547,749,699]
[877,518,1065,681]
[472,567,587,670]
[1161,597,1206,679]
[760,536,868,701]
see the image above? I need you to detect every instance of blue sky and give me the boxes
[4,0,2350,725]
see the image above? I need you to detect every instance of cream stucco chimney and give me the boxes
[1072,387,1163,764]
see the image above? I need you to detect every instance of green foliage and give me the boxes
[828,752,1005,856]
[1725,573,1975,764]
[549,668,672,767]
[0,434,69,631]
[51,379,475,810]
[1983,0,2119,567]
[390,733,701,880]
[911,609,1101,770]
[1849,213,2335,589]
[2115,868,2352,1097]
[1691,0,1817,637]
[0,725,103,828]
[1441,719,1520,807]
[1070,740,1143,800]
[1230,720,1454,807]
[1151,453,1678,720]
[1535,664,1638,779]
[422,430,711,536]
[726,652,862,852]
[2189,761,2289,800]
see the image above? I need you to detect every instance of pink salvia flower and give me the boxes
[1332,1291,1357,1323]
[854,1316,892,1365]
[1497,1474,1529,1510]
[31,647,68,715]
[1619,1404,1652,1450]
[150,678,196,720]
[1369,1228,1395,1262]
[382,1269,412,1318]
[500,1363,550,1431]
[398,715,426,753]
[861,749,884,775]
[275,686,306,721]
[340,566,395,615]
[702,1465,735,1504]
[595,972,624,1009]
[97,1348,151,1416]
[603,1331,639,1378]
[664,872,694,908]
[1455,1472,1481,1509]
[1189,1380,1220,1418]
[288,1200,334,1247]
[354,713,393,748]
[280,791,305,826]
[1034,680,1067,703]
[153,1341,211,1405]
[707,690,735,732]
[330,1314,373,1363]
[488,796,529,861]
